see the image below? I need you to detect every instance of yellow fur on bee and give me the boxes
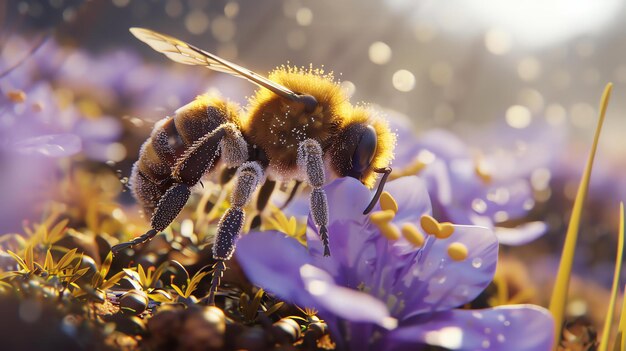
[181,94,243,127]
[243,66,349,170]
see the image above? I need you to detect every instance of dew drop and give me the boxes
[436,275,447,284]
[472,257,483,268]
[482,340,491,349]
[497,314,506,322]
[484,327,491,334]
[472,198,488,213]
[497,334,505,343]
[503,320,511,326]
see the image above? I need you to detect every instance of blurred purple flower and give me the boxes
[387,110,562,245]
[237,177,554,350]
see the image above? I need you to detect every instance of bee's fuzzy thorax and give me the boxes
[243,65,350,172]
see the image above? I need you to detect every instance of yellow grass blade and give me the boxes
[615,286,626,350]
[549,82,613,348]
[598,202,624,351]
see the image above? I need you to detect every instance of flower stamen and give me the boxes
[370,210,395,224]
[436,222,455,239]
[376,222,401,241]
[379,191,398,213]
[420,214,440,235]
[447,242,468,261]
[7,89,26,103]
[401,223,424,247]
[420,214,455,239]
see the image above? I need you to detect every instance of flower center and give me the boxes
[368,192,469,261]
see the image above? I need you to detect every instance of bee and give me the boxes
[113,28,395,303]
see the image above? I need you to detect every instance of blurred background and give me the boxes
[1,0,625,331]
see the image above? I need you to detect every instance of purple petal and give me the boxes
[74,116,122,142]
[300,264,397,329]
[384,176,432,224]
[398,225,498,319]
[13,134,81,157]
[495,221,547,245]
[416,129,470,161]
[381,176,434,255]
[236,231,314,306]
[307,177,373,258]
[388,305,554,351]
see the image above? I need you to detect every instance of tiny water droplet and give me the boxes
[484,327,491,334]
[497,334,505,343]
[482,340,490,349]
[503,320,511,326]
[472,258,483,268]
[497,314,506,322]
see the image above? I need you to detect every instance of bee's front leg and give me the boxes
[298,139,330,257]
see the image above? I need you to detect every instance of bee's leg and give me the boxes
[112,183,191,253]
[208,161,264,304]
[173,122,248,185]
[298,139,330,257]
[114,123,247,254]
[250,179,276,229]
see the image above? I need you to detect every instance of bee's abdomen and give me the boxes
[130,95,242,215]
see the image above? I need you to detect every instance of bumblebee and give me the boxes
[114,28,395,302]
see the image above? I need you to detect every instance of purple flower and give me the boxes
[236,177,554,350]
[387,110,559,245]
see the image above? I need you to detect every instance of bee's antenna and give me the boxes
[363,167,392,215]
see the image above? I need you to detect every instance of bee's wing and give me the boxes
[129,27,301,101]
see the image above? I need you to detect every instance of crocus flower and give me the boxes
[237,176,554,350]
[387,110,561,245]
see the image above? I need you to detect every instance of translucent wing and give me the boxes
[129,27,301,101]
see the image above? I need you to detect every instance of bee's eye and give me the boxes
[348,125,377,178]
[297,94,318,113]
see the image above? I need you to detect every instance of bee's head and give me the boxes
[331,106,396,188]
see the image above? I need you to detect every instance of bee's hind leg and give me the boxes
[112,183,191,253]
[113,123,247,254]
[298,139,330,257]
[207,161,264,305]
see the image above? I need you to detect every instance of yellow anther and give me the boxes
[436,222,455,239]
[420,215,440,235]
[7,90,26,103]
[475,165,492,184]
[401,223,424,247]
[375,222,400,241]
[370,210,395,225]
[379,191,398,213]
[447,242,468,261]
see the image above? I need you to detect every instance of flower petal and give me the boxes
[384,176,432,225]
[13,134,81,157]
[388,305,554,351]
[300,264,397,329]
[235,231,314,305]
[306,177,373,257]
[398,225,498,318]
